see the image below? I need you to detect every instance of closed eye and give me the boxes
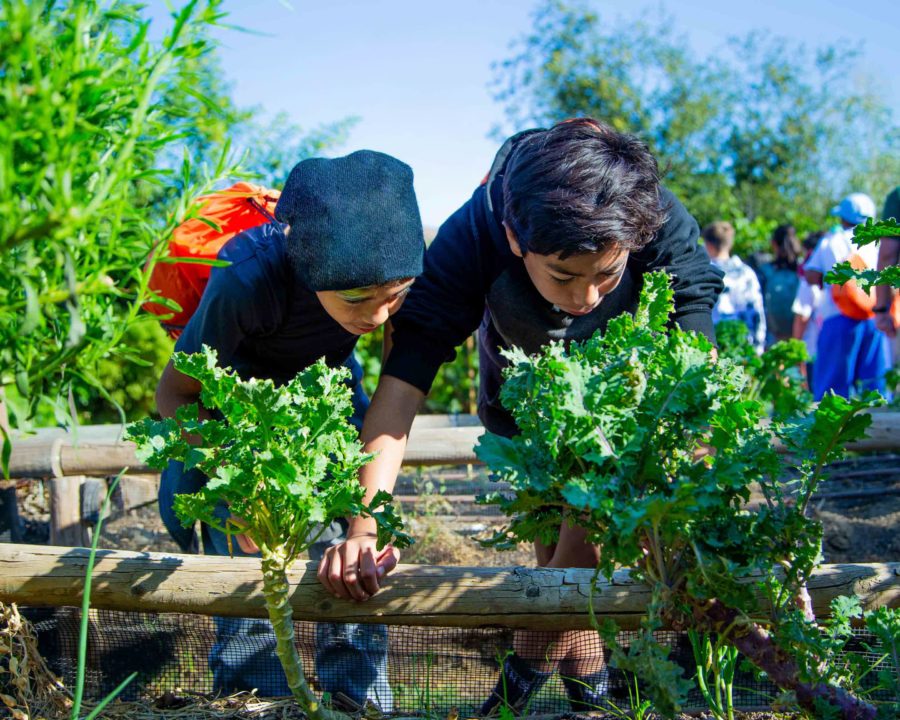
[390,287,412,301]
[550,275,574,285]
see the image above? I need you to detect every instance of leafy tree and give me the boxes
[492,1,899,242]
[476,271,885,719]
[237,112,359,188]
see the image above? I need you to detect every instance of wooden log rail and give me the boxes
[0,544,897,631]
[8,411,900,479]
[8,414,485,478]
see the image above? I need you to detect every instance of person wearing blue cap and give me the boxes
[154,150,425,710]
[804,192,892,400]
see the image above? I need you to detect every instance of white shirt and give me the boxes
[791,278,823,359]
[711,255,767,353]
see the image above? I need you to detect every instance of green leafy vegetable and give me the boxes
[715,319,811,419]
[476,270,884,719]
[126,345,409,719]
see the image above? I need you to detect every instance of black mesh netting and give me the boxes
[19,606,895,715]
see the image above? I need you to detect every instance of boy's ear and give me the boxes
[504,223,524,258]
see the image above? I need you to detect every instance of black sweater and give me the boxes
[383,132,724,435]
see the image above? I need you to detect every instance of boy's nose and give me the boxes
[368,302,391,327]
[575,284,601,308]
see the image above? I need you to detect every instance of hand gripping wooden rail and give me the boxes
[0,544,897,631]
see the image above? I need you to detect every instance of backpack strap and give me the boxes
[248,196,277,224]
[483,129,545,216]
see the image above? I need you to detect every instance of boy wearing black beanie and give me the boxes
[318,120,724,714]
[155,150,424,711]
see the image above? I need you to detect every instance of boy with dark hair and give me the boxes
[317,119,723,712]
[156,150,424,709]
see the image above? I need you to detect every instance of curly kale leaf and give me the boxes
[126,345,408,560]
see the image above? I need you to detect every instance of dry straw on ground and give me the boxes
[0,602,70,720]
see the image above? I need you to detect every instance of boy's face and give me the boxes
[505,225,629,316]
[316,280,415,335]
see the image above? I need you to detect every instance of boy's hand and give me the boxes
[317,532,400,601]
[226,513,260,555]
[235,533,260,554]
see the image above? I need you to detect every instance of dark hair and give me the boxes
[802,230,825,252]
[770,224,801,271]
[502,118,666,257]
[701,221,735,253]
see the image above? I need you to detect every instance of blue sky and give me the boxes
[150,1,899,227]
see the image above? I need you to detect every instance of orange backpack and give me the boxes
[831,252,900,325]
[144,183,281,338]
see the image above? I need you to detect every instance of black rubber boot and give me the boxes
[563,668,611,713]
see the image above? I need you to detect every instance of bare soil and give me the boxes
[14,454,898,566]
[810,454,900,564]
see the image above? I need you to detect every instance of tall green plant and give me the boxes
[70,474,136,720]
[476,271,884,719]
[0,0,236,463]
[125,346,409,719]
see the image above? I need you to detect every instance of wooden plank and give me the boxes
[409,414,482,429]
[80,477,106,526]
[58,442,141,477]
[8,412,900,479]
[402,426,483,466]
[0,544,896,631]
[116,475,159,512]
[48,476,87,547]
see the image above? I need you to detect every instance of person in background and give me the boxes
[804,193,891,400]
[758,224,802,345]
[702,221,767,352]
[873,186,899,349]
[792,231,826,386]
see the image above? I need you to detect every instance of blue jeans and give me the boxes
[203,518,392,708]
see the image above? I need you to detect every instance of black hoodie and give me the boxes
[383,130,724,436]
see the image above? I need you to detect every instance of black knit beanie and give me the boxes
[274,150,425,291]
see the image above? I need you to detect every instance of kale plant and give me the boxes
[126,346,409,720]
[476,271,885,719]
[714,319,811,419]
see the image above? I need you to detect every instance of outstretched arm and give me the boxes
[317,375,424,601]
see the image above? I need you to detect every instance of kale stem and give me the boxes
[260,549,346,720]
